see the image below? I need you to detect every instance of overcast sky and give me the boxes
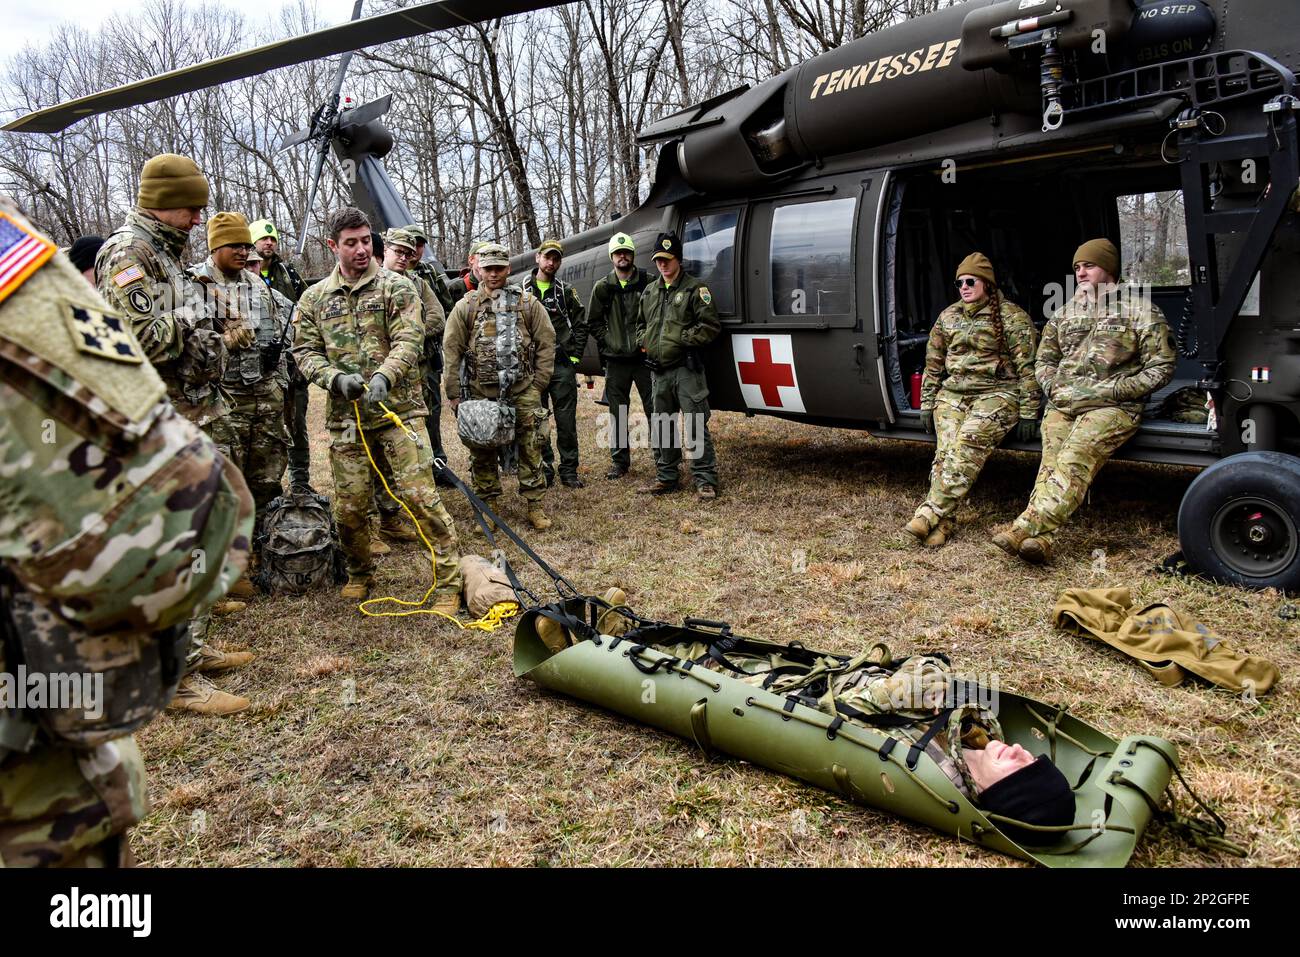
[2,0,360,59]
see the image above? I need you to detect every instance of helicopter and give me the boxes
[6,0,1299,592]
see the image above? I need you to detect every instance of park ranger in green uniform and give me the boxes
[0,195,254,865]
[636,231,722,499]
[525,239,588,488]
[588,232,653,480]
[994,239,1175,564]
[95,153,253,715]
[292,207,461,609]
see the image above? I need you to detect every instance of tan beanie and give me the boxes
[137,153,210,210]
[206,212,252,250]
[956,252,996,287]
[1073,238,1120,279]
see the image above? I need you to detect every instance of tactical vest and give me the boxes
[219,282,285,389]
[531,277,575,356]
[113,220,223,406]
[465,288,528,396]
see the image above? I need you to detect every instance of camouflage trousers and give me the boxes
[329,419,461,594]
[465,388,547,505]
[0,736,146,867]
[1013,406,1139,541]
[914,389,1018,527]
[652,366,718,488]
[209,387,290,533]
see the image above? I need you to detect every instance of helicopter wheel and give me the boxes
[1178,451,1300,592]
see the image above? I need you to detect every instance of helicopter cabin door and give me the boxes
[681,172,891,426]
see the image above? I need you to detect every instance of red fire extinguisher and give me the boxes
[910,372,922,409]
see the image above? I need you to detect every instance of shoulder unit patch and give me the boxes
[698,286,712,305]
[0,212,56,307]
[65,304,144,364]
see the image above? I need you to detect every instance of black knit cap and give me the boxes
[68,235,104,273]
[979,754,1075,847]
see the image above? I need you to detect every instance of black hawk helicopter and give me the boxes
[7,0,1300,591]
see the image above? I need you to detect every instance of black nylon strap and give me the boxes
[906,708,954,771]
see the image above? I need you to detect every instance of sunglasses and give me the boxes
[955,277,980,289]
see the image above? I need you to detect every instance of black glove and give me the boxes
[1015,417,1041,443]
[920,409,934,434]
[644,356,661,374]
[334,373,366,401]
[366,372,390,405]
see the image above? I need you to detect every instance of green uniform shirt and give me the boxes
[412,259,456,314]
[636,270,722,367]
[921,295,1041,419]
[292,260,426,430]
[589,267,650,359]
[258,255,307,304]
[1037,285,1175,417]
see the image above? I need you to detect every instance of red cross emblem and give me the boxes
[737,338,796,407]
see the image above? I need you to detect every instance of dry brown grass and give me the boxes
[131,386,1300,867]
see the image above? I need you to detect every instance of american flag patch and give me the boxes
[0,212,55,306]
[112,264,145,288]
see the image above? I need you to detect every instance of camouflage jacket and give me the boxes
[0,210,253,864]
[525,271,588,366]
[588,267,651,359]
[292,260,426,430]
[443,284,555,401]
[407,272,446,372]
[412,259,456,314]
[1037,285,1175,417]
[258,254,308,304]
[189,258,290,397]
[636,271,722,368]
[95,209,228,427]
[921,296,1041,419]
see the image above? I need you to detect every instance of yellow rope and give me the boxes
[348,396,512,631]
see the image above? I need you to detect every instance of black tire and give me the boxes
[1178,451,1300,592]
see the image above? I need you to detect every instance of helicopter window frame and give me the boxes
[679,207,744,317]
[740,191,859,329]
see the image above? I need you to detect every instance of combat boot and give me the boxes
[991,526,1029,557]
[212,599,247,617]
[904,515,932,541]
[638,480,679,495]
[1018,536,1054,565]
[370,537,392,557]
[527,505,552,531]
[536,615,572,654]
[432,591,461,618]
[168,674,250,716]
[227,576,257,600]
[596,587,631,636]
[197,643,256,673]
[340,578,371,600]
[924,519,955,548]
[380,513,420,542]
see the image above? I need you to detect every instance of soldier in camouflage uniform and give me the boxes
[447,240,486,303]
[994,239,1176,563]
[406,225,455,483]
[292,207,461,608]
[443,242,557,531]
[189,213,292,539]
[370,227,447,542]
[525,239,588,488]
[905,253,1040,547]
[95,154,253,715]
[0,195,254,865]
[250,218,313,492]
[636,232,723,499]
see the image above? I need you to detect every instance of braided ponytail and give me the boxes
[987,285,1007,376]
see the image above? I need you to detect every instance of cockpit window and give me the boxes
[682,210,739,313]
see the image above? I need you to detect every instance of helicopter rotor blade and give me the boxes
[4,0,567,134]
[276,125,320,153]
[339,94,393,129]
[297,137,332,258]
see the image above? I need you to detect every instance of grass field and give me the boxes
[133,385,1298,867]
